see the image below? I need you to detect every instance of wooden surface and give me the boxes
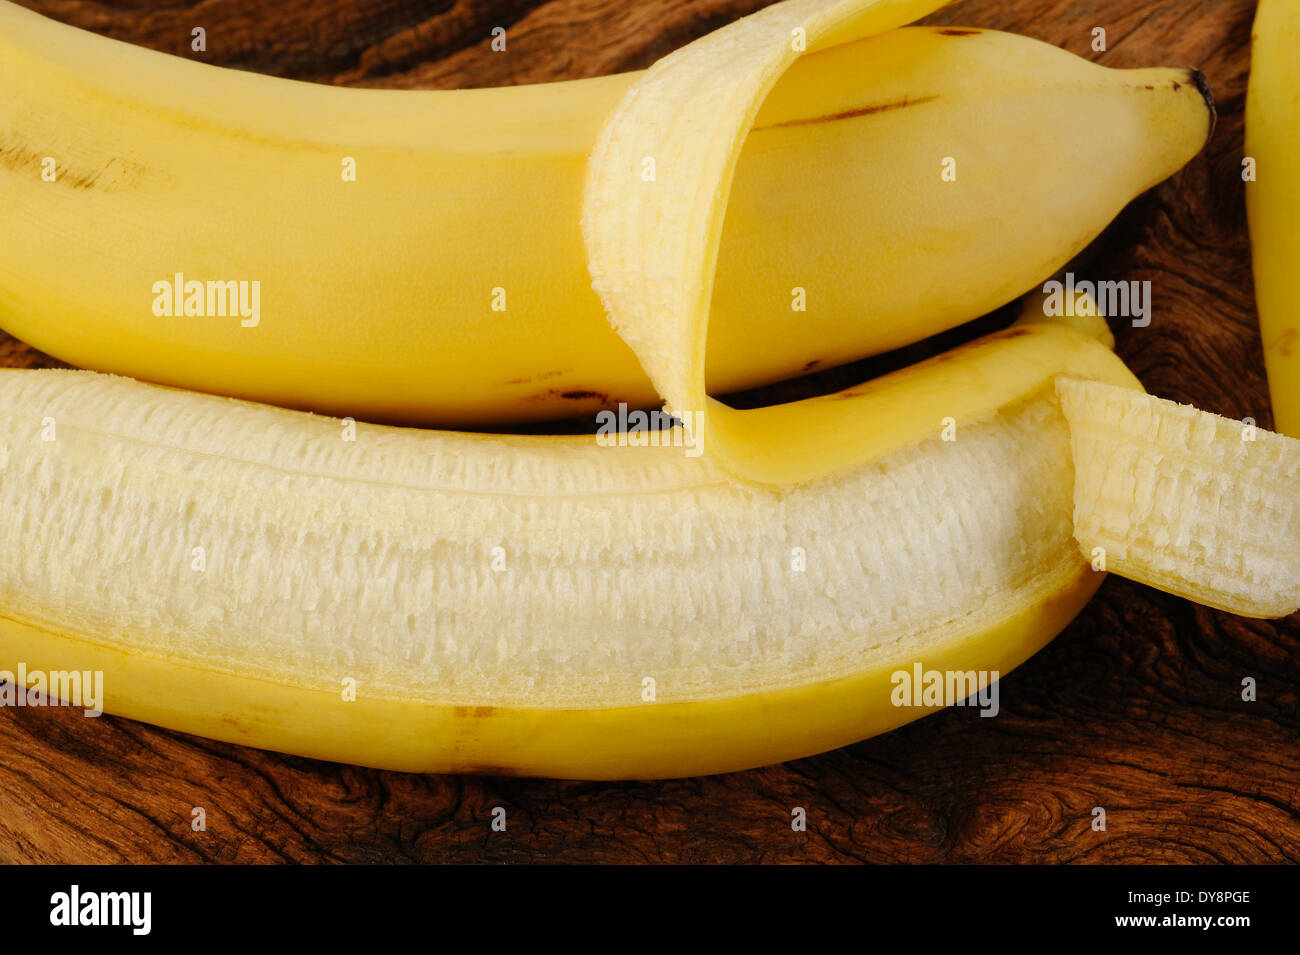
[2,0,1297,864]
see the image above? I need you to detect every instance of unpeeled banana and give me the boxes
[1247,0,1300,439]
[0,0,1211,424]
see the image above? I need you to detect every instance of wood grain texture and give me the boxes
[1,0,1297,864]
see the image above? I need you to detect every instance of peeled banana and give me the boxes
[0,325,1139,778]
[0,1,1210,424]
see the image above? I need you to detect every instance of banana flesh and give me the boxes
[1059,377,1299,618]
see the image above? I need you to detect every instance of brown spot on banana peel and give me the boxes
[559,389,608,401]
[753,94,940,131]
[935,28,980,36]
[0,136,155,192]
[524,387,613,404]
[503,371,566,386]
[453,705,497,719]
[1273,328,1298,358]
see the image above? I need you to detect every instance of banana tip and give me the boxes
[1188,68,1216,144]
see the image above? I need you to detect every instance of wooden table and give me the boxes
[1,0,1296,864]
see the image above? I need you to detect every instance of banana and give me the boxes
[0,324,1140,778]
[0,0,1288,782]
[1246,0,1300,438]
[1,334,1293,779]
[0,1,1211,425]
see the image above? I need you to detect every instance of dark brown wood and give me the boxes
[1,0,1296,864]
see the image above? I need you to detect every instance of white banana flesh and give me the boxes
[0,328,1127,710]
[1059,377,1300,619]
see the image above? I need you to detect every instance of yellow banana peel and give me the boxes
[1247,0,1300,438]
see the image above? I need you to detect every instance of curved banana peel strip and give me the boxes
[583,0,953,487]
